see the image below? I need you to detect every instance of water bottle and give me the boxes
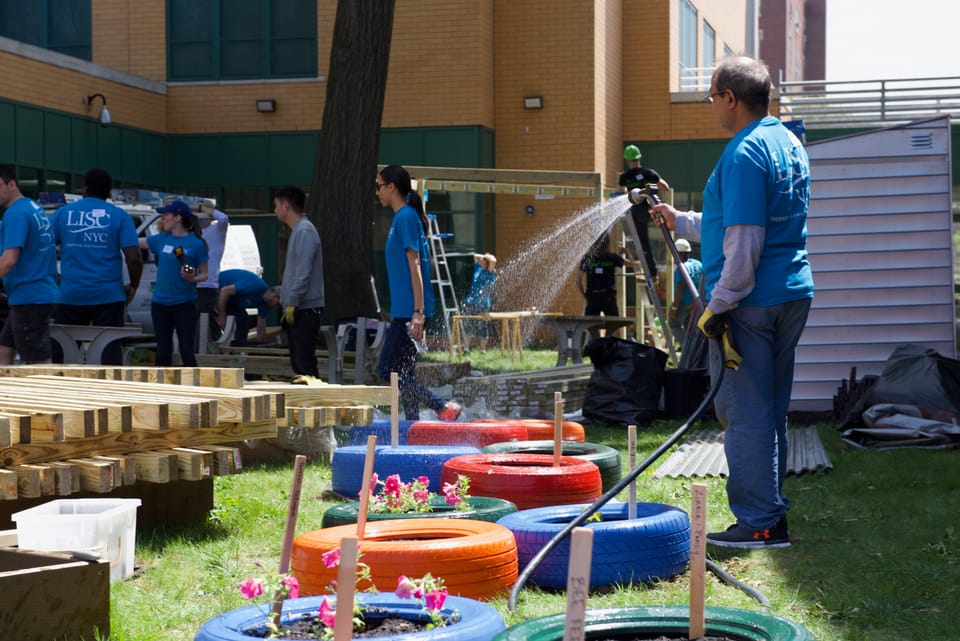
[406,322,428,354]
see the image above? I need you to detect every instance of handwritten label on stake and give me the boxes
[689,482,707,639]
[271,454,306,617]
[562,527,593,641]
[333,536,359,641]
[356,435,378,539]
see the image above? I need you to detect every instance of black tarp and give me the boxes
[582,337,667,427]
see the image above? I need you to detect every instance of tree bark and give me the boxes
[309,0,395,326]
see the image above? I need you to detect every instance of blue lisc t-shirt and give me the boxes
[384,205,434,319]
[51,196,139,305]
[146,232,208,305]
[700,116,814,307]
[0,197,59,305]
[219,268,271,317]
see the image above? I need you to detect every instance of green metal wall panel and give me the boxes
[222,135,269,186]
[424,128,481,167]
[96,126,124,178]
[0,103,14,160]
[142,133,167,188]
[15,106,44,168]
[70,119,97,174]
[631,139,727,193]
[167,136,222,189]
[120,129,145,184]
[43,112,72,172]
[379,129,425,166]
[267,132,317,185]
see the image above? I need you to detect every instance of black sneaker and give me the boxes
[707,517,790,549]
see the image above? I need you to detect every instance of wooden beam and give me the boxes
[244,381,391,407]
[47,461,79,496]
[66,458,115,493]
[134,451,176,484]
[193,445,241,475]
[0,469,19,500]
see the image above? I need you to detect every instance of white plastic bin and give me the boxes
[11,498,141,582]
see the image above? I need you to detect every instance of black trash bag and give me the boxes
[842,343,960,429]
[582,337,668,427]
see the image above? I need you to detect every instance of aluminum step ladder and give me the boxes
[427,214,459,338]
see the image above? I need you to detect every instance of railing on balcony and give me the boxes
[778,76,960,129]
[679,66,713,93]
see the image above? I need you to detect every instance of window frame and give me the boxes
[0,0,91,61]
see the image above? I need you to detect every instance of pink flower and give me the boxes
[417,476,429,485]
[413,489,430,504]
[424,588,448,611]
[282,575,300,599]
[367,472,379,495]
[384,474,402,496]
[318,596,336,628]
[395,575,416,599]
[239,577,264,600]
[413,584,424,599]
[321,547,340,568]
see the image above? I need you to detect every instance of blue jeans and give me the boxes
[152,300,198,366]
[376,319,445,420]
[710,298,811,529]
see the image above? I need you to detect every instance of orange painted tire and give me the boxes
[513,419,586,442]
[408,420,527,449]
[291,518,518,601]
[441,453,602,511]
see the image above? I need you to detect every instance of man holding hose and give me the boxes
[650,56,814,549]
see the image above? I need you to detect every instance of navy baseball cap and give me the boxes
[156,199,193,217]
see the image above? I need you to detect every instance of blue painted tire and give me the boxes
[347,419,417,446]
[195,592,506,641]
[481,440,622,492]
[331,445,480,496]
[490,606,814,641]
[321,495,518,527]
[496,501,689,588]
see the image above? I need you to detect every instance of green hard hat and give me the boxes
[623,145,641,160]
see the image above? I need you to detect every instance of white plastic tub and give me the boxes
[11,498,141,582]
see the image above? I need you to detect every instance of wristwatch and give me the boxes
[413,308,424,314]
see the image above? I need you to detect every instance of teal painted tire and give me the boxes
[321,495,518,527]
[490,606,814,641]
[481,440,621,492]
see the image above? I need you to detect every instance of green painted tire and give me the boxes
[481,440,622,492]
[321,495,518,528]
[491,606,814,641]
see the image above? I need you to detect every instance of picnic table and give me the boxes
[540,315,635,366]
[449,310,560,363]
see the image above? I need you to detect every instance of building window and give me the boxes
[168,0,317,81]
[0,0,91,60]
[703,21,715,70]
[679,0,698,91]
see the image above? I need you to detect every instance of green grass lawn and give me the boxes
[106,383,960,640]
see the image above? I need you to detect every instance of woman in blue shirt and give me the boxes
[141,200,209,366]
[461,253,497,353]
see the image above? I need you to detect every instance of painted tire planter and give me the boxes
[321,495,518,528]
[346,419,417,446]
[496,501,689,588]
[485,419,586,442]
[490,605,814,641]
[195,592,506,641]
[481,440,621,492]
[292,518,518,601]
[440,453,602,510]
[407,420,527,449]
[330,445,480,496]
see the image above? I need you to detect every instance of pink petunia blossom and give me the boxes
[424,588,448,611]
[282,575,300,599]
[318,596,336,628]
[413,489,430,504]
[384,474,402,496]
[417,476,429,485]
[395,575,416,599]
[368,472,379,495]
[239,577,264,600]
[321,547,340,568]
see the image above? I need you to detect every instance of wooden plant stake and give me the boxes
[333,536,360,641]
[553,391,563,466]
[271,454,307,618]
[355,435,378,539]
[562,527,593,641]
[390,372,399,448]
[627,425,637,520]
[689,482,707,639]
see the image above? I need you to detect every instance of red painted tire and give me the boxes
[408,420,527,449]
[514,419,586,442]
[441,453,602,511]
[291,518,518,601]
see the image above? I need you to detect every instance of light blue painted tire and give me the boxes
[346,419,417,445]
[496,501,689,588]
[330,445,480,496]
[195,592,505,641]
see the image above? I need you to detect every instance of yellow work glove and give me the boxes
[290,374,326,386]
[697,308,742,370]
[284,305,296,326]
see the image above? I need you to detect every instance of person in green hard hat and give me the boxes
[618,145,670,279]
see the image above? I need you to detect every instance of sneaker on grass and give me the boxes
[707,516,790,549]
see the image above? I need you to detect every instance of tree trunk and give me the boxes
[309,0,395,326]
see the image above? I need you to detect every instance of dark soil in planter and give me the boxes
[245,606,458,639]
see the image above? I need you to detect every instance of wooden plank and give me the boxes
[93,455,137,486]
[65,458,114,493]
[0,529,16,546]
[244,381,391,406]
[193,445,241,475]
[134,451,177,483]
[0,419,277,467]
[0,398,83,439]
[0,382,132,434]
[165,447,213,480]
[46,461,79,496]
[0,469,19,500]
[10,465,42,498]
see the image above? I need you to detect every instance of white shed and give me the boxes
[792,116,956,411]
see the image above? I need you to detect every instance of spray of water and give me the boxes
[495,197,633,340]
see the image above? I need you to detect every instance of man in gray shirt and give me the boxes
[273,185,324,378]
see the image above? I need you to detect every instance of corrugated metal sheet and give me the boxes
[653,426,832,479]
[794,116,956,411]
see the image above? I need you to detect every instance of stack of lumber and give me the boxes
[451,364,594,416]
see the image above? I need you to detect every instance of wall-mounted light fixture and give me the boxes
[83,93,111,127]
[256,99,277,113]
[523,96,543,110]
